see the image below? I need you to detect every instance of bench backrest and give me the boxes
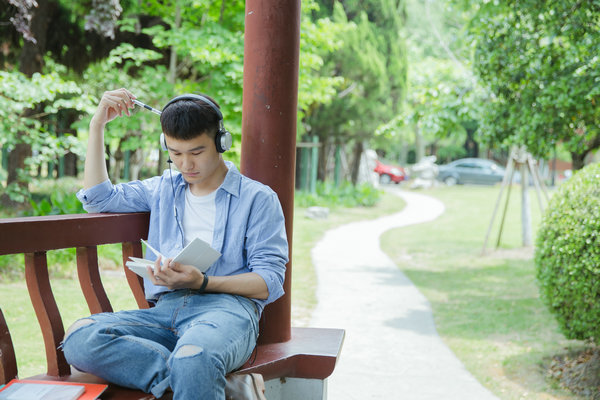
[0,213,150,383]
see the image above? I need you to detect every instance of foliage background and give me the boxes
[0,0,409,202]
[2,0,599,203]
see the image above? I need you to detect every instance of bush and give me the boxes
[25,177,85,216]
[535,163,600,342]
[295,181,382,208]
[0,177,115,281]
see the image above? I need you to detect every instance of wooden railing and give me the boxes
[0,213,344,399]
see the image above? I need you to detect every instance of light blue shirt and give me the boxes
[76,161,288,313]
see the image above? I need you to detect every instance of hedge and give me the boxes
[535,163,600,342]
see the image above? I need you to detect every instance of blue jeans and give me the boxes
[62,290,260,399]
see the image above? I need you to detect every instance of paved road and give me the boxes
[310,188,499,400]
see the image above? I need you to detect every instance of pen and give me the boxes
[132,99,162,116]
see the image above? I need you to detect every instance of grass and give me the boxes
[6,182,580,398]
[380,184,585,400]
[2,272,140,378]
[0,189,406,379]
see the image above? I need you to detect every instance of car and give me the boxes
[437,158,505,185]
[374,160,407,184]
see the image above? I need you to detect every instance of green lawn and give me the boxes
[0,189,405,379]
[5,184,579,399]
[380,185,584,400]
[2,274,140,378]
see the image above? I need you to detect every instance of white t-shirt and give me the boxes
[182,186,216,246]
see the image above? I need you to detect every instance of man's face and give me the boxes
[164,133,223,188]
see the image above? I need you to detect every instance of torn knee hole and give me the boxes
[64,318,95,340]
[174,344,203,358]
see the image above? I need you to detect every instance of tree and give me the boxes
[6,0,52,199]
[2,0,249,195]
[2,0,354,201]
[297,0,347,133]
[400,58,483,164]
[1,0,125,202]
[305,0,408,184]
[76,0,248,179]
[0,69,86,202]
[382,0,482,165]
[470,0,600,169]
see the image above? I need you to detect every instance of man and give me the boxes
[62,88,288,399]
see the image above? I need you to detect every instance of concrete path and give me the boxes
[310,188,499,400]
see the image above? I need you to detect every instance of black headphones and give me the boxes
[159,94,232,153]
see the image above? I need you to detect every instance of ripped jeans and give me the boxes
[62,290,260,399]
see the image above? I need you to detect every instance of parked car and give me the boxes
[437,158,505,185]
[374,160,407,184]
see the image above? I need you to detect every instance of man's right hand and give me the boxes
[91,88,136,127]
[83,88,137,189]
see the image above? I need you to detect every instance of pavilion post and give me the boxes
[240,0,301,344]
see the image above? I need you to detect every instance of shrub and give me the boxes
[295,181,382,208]
[25,177,85,216]
[0,177,117,281]
[535,163,600,342]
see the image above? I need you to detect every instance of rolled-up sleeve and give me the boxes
[246,192,288,305]
[76,179,156,213]
[76,180,114,212]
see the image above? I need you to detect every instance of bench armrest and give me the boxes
[239,327,345,381]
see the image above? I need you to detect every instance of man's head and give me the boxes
[160,94,231,153]
[160,94,222,143]
[159,94,231,192]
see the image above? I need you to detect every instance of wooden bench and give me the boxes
[0,212,344,399]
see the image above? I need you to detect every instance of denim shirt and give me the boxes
[76,162,288,314]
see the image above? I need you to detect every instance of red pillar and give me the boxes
[241,0,301,344]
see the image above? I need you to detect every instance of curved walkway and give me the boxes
[310,188,498,400]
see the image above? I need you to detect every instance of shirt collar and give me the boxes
[220,161,241,198]
[173,160,241,198]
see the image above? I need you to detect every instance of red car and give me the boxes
[374,160,407,184]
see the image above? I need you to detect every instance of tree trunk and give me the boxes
[63,153,77,176]
[6,0,52,199]
[350,141,363,185]
[571,151,587,171]
[398,138,408,165]
[521,163,532,247]
[317,136,330,182]
[158,0,181,176]
[129,149,143,181]
[415,125,425,163]
[60,110,79,177]
[112,146,123,183]
[18,0,51,77]
[6,143,32,184]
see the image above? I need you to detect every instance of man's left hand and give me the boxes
[147,257,205,290]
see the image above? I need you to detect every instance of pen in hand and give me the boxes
[132,99,162,116]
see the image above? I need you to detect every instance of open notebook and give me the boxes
[126,238,221,280]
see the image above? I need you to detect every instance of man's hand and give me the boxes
[84,88,137,189]
[91,88,136,128]
[147,256,205,290]
[146,257,269,300]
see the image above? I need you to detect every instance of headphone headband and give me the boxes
[161,93,232,153]
[162,94,223,121]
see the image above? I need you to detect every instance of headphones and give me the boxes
[159,94,232,153]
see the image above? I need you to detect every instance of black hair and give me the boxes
[160,95,221,141]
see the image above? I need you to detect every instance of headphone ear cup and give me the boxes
[215,129,232,153]
[160,133,168,151]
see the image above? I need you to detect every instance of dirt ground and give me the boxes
[548,346,600,398]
